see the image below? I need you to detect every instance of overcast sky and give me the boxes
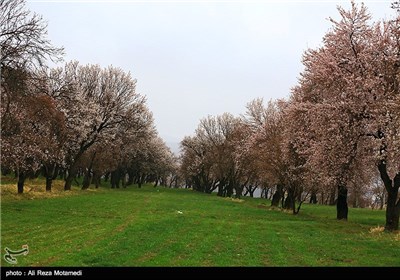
[27,0,394,152]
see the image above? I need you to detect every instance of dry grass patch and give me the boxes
[0,177,101,201]
[223,197,244,203]
[369,226,385,234]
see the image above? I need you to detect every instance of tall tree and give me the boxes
[290,1,400,228]
[1,0,64,193]
[53,62,149,191]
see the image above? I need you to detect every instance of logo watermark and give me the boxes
[4,245,29,264]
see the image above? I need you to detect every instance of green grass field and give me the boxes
[1,176,399,267]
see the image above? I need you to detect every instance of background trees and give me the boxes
[289,2,399,229]
[1,0,176,194]
[180,2,399,230]
[241,99,287,207]
[1,0,64,193]
[1,0,398,234]
[180,113,240,195]
[44,62,150,190]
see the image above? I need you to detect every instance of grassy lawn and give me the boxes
[1,176,399,267]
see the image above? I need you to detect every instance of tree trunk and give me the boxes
[386,191,400,231]
[192,176,200,192]
[329,187,336,205]
[284,189,294,210]
[17,172,25,194]
[205,183,212,194]
[1,168,10,176]
[265,187,270,200]
[269,189,274,200]
[64,176,73,191]
[160,176,166,187]
[122,171,127,188]
[271,184,283,207]
[82,152,96,190]
[46,177,52,192]
[217,179,225,197]
[226,184,233,197]
[137,173,145,188]
[43,164,58,192]
[283,187,298,214]
[235,184,243,199]
[378,161,400,231]
[320,192,324,205]
[217,184,224,197]
[115,170,121,188]
[310,192,317,204]
[249,186,256,198]
[352,191,358,208]
[336,185,348,220]
[111,169,120,189]
[296,186,303,202]
[82,170,92,190]
[64,167,77,191]
[127,170,134,186]
[95,176,100,188]
[104,172,110,182]
[141,174,146,187]
[92,172,100,188]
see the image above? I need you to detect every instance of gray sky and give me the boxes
[27,0,394,152]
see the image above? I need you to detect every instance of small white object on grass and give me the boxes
[177,211,183,214]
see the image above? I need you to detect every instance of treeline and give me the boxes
[1,0,177,193]
[179,2,400,231]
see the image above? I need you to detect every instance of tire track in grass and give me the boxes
[124,214,190,266]
[52,195,153,266]
[2,191,151,266]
